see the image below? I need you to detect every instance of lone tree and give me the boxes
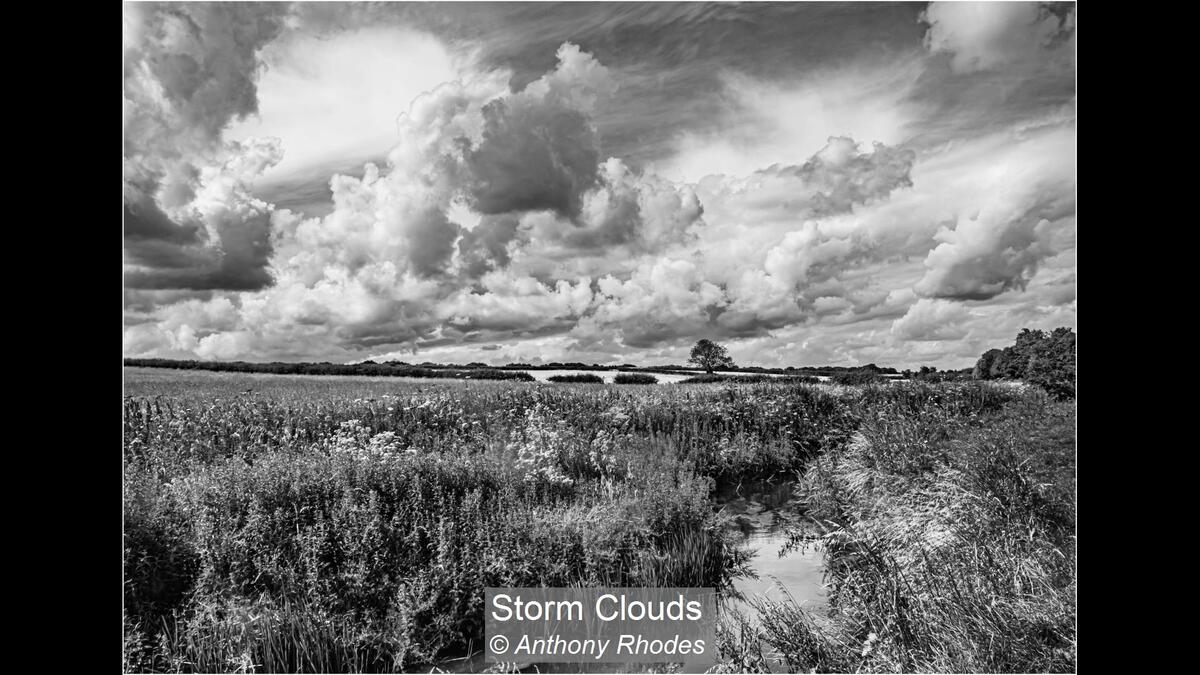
[689,339,735,373]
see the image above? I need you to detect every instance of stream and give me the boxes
[715,479,827,619]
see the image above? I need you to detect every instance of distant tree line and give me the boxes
[125,356,903,379]
[122,358,535,382]
[899,366,975,383]
[973,327,1076,399]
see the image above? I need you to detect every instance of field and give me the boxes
[122,367,1075,673]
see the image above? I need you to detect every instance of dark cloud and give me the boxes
[123,2,290,292]
[458,214,523,278]
[404,207,460,278]
[125,2,288,144]
[124,207,275,292]
[464,99,600,217]
[123,194,202,247]
[331,308,442,349]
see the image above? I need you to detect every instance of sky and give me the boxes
[123,1,1077,370]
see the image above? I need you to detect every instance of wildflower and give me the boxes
[861,632,878,657]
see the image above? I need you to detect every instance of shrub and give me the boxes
[830,371,881,385]
[782,375,820,384]
[614,372,658,384]
[546,373,604,384]
[461,369,534,381]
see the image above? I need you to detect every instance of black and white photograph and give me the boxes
[122,1,1077,672]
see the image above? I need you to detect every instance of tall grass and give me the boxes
[720,387,1076,672]
[123,370,1070,672]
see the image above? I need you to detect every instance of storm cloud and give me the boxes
[123,2,289,290]
[124,3,1076,370]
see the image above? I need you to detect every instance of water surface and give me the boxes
[716,479,827,618]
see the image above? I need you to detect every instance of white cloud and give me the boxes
[653,59,923,183]
[922,2,1074,74]
[891,298,972,341]
[914,126,1075,299]
[228,26,466,183]
[125,33,1075,371]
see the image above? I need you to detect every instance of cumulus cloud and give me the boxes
[123,2,290,290]
[922,2,1076,74]
[770,138,916,217]
[440,274,594,333]
[588,259,728,348]
[891,298,971,341]
[914,127,1075,300]
[124,138,284,290]
[915,211,1070,301]
[559,158,705,251]
[128,42,678,358]
[464,44,617,217]
[456,213,523,278]
[124,25,1075,370]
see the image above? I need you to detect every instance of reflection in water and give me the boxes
[716,479,827,618]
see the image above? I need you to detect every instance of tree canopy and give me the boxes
[688,339,735,373]
[973,327,1075,399]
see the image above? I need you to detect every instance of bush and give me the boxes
[461,369,534,381]
[680,374,821,385]
[546,373,604,383]
[614,372,657,384]
[831,371,882,385]
[124,446,743,670]
[782,375,820,384]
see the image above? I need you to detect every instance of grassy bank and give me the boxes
[714,384,1076,672]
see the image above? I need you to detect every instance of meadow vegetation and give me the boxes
[613,373,659,385]
[680,374,821,385]
[123,368,1074,673]
[546,373,606,383]
[713,384,1075,673]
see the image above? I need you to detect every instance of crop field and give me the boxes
[122,367,1075,673]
